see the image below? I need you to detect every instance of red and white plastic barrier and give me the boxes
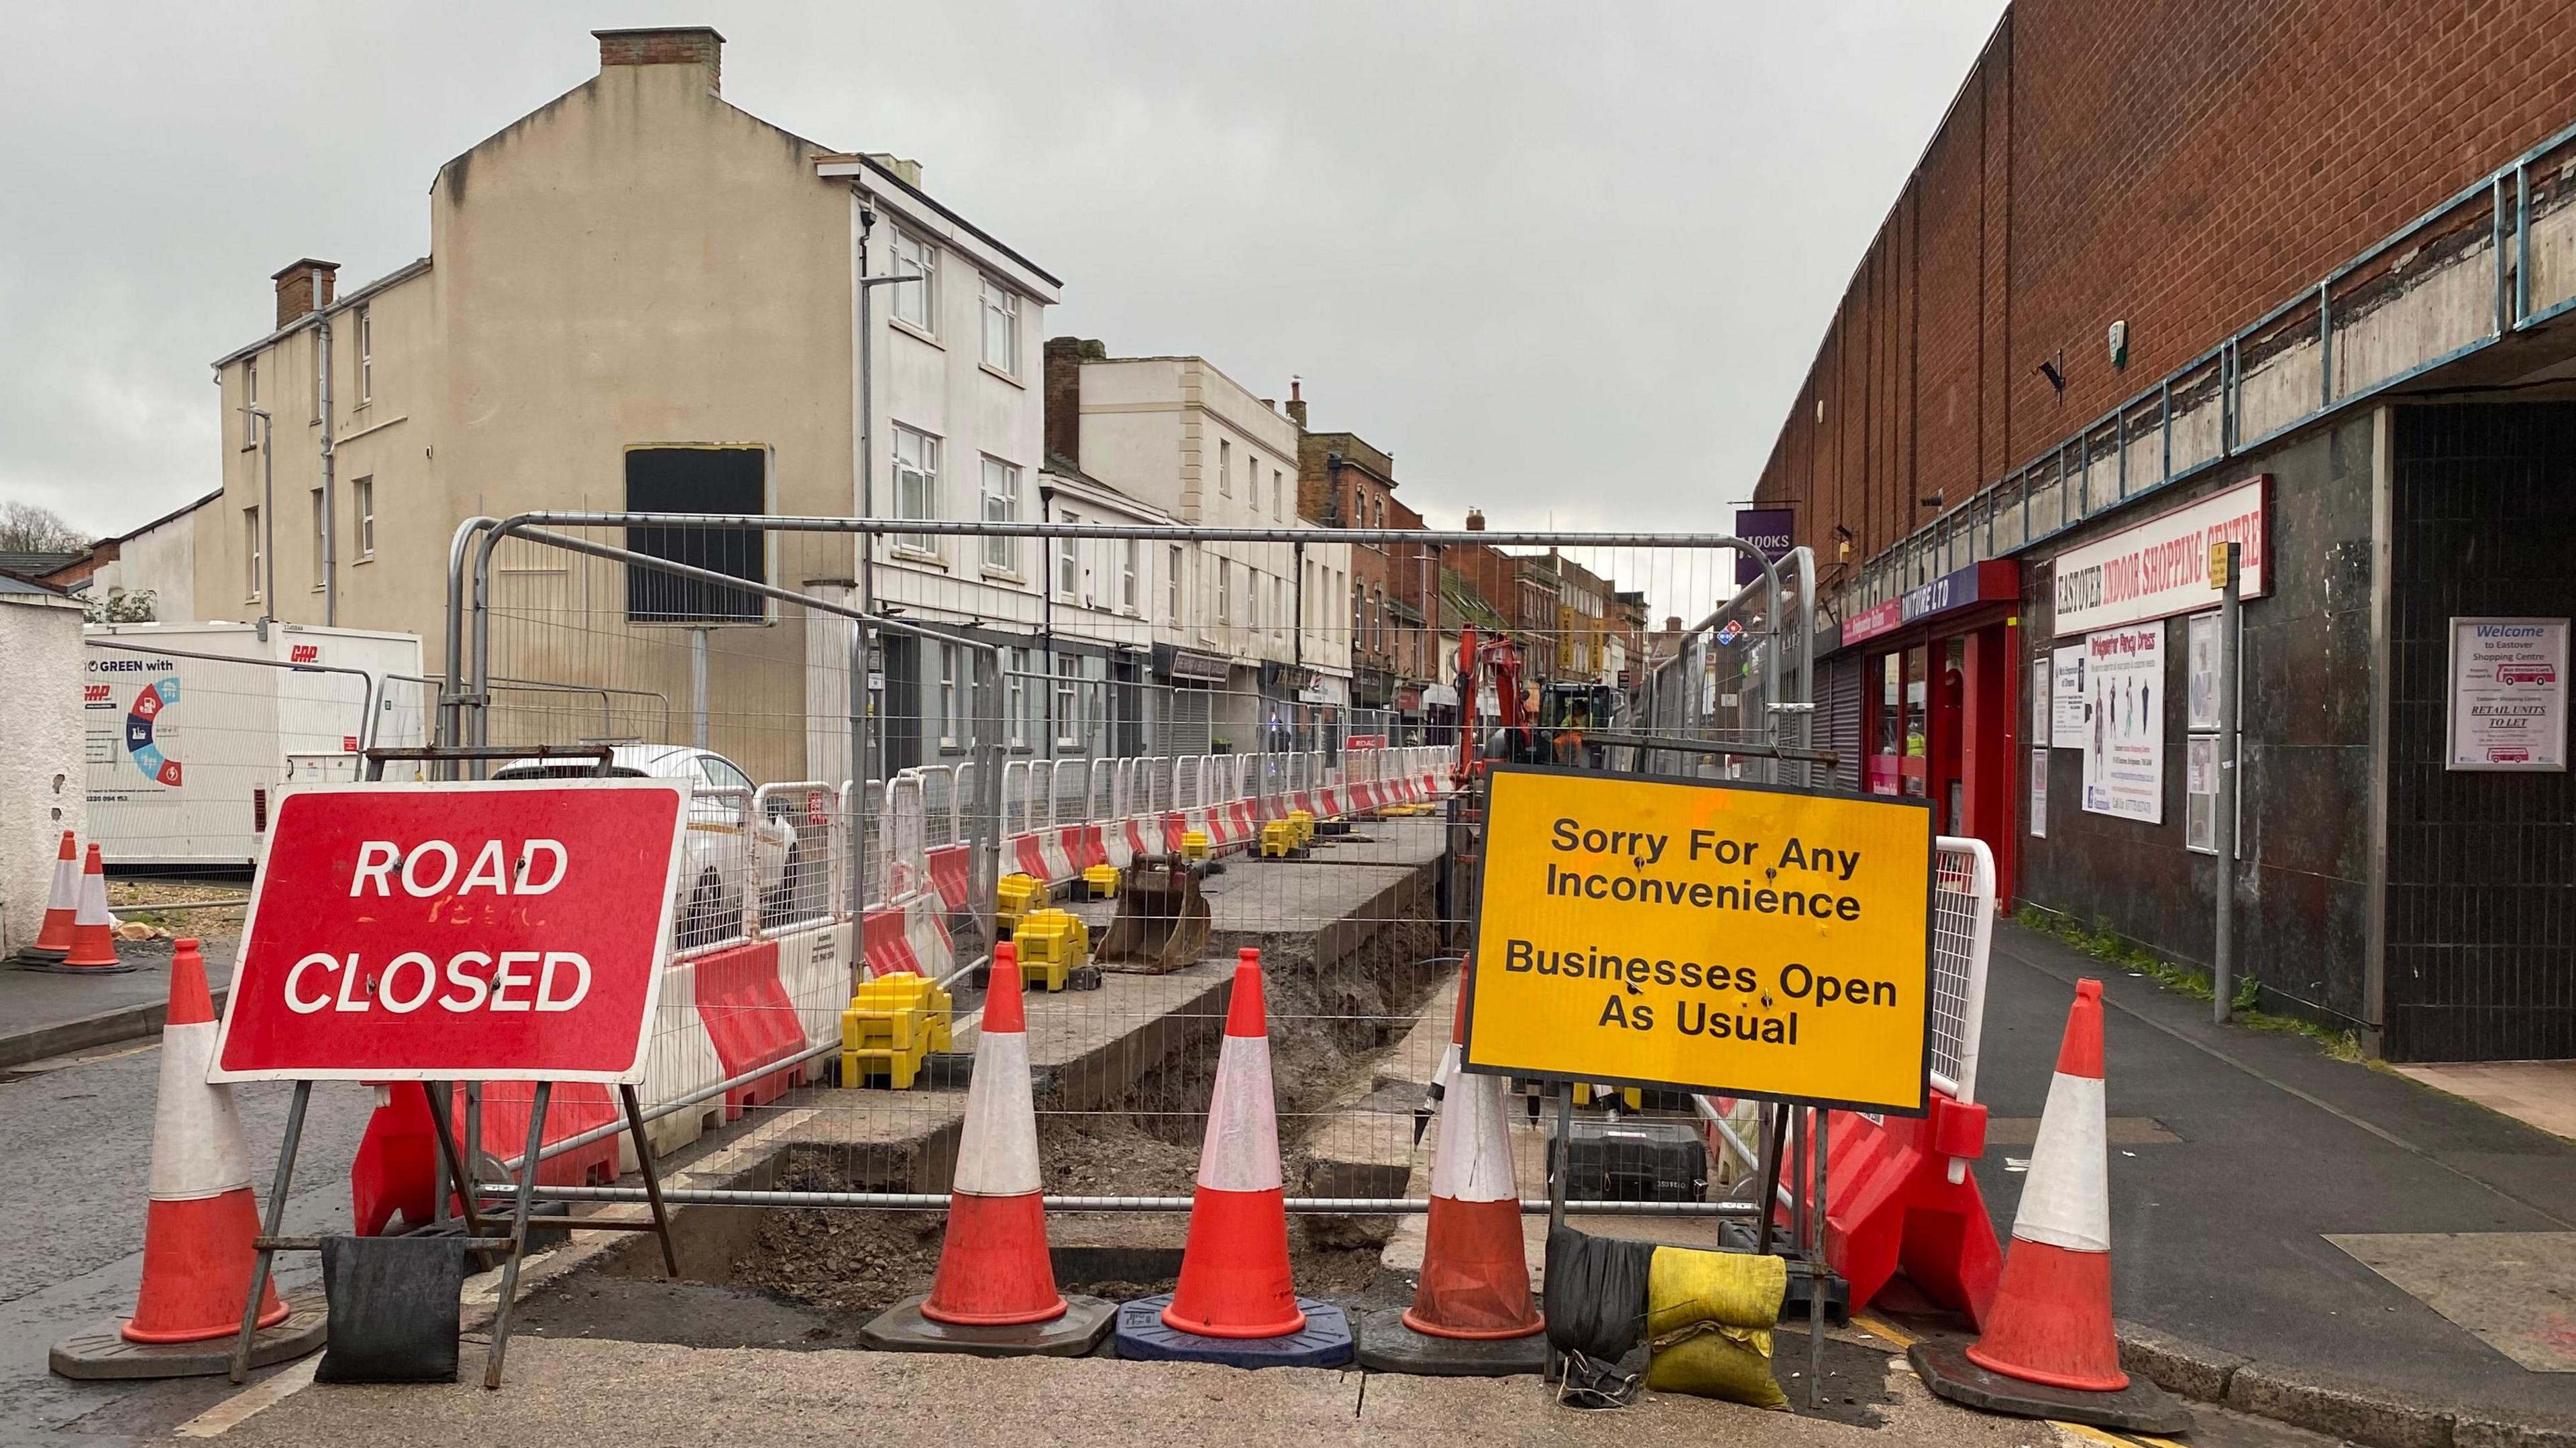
[1746,836,2002,1326]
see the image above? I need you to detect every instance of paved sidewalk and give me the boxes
[195,1335,2036,1448]
[1980,922,2576,1424]
[1,937,236,1070]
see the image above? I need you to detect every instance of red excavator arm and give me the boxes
[1451,626,1526,784]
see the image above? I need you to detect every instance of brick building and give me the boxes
[1293,415,1431,729]
[1747,1,2576,1062]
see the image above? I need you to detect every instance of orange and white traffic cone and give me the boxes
[1163,947,1304,1339]
[1402,960,1541,1339]
[921,942,1067,1326]
[62,844,123,972]
[23,830,80,961]
[123,939,288,1344]
[1964,979,2125,1392]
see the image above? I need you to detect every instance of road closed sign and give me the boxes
[1461,765,1935,1114]
[210,779,690,1083]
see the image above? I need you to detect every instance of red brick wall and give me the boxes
[1755,0,2576,588]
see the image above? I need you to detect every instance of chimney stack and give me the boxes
[1464,508,1485,533]
[270,260,339,331]
[1044,337,1106,468]
[1285,377,1307,429]
[862,152,925,188]
[1665,616,1682,633]
[595,26,724,93]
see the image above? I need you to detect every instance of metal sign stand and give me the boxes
[226,746,682,1388]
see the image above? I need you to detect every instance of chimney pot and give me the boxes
[270,258,339,331]
[594,26,724,91]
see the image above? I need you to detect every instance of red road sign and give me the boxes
[210,779,690,1084]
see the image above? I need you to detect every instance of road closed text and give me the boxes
[1464,768,1935,1113]
[282,948,592,1015]
[212,780,690,1083]
[286,836,592,1013]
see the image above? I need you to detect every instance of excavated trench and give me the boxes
[518,893,1450,1351]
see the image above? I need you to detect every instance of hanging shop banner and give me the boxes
[1734,507,1798,586]
[1843,561,2020,648]
[2051,476,2267,636]
[210,779,690,1083]
[2446,617,2569,771]
[2186,612,2223,732]
[2050,645,2090,748]
[1462,765,1934,1115]
[2029,748,2049,839]
[2080,624,2165,823]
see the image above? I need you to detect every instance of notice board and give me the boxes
[1460,765,1934,1115]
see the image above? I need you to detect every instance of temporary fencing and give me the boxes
[388,514,1982,1272]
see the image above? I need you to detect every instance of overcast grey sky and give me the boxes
[0,1,2003,541]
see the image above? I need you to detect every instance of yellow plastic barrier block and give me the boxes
[1260,820,1299,859]
[996,872,1046,934]
[1181,830,1211,865]
[1287,810,1316,846]
[1082,864,1120,901]
[839,970,955,1090]
[1013,907,1090,993]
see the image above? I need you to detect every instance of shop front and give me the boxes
[1150,643,1230,756]
[1841,559,2021,897]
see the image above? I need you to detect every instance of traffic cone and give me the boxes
[24,830,80,960]
[921,942,1067,1326]
[1964,979,2126,1392]
[123,940,289,1344]
[62,844,121,970]
[1163,947,1304,1339]
[1402,959,1542,1339]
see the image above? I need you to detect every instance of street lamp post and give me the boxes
[849,250,922,926]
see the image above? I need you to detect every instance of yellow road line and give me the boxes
[1851,1311,1917,1348]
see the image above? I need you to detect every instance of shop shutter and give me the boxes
[1821,654,1863,794]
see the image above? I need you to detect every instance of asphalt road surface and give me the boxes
[0,1038,372,1445]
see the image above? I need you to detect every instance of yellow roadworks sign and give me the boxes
[1462,765,1935,1114]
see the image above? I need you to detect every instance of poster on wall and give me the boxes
[2080,624,2165,823]
[2185,736,2218,852]
[2029,747,2049,838]
[2051,645,2089,748]
[2446,617,2569,770]
[2186,612,2223,732]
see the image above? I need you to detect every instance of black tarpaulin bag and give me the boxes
[314,1233,468,1383]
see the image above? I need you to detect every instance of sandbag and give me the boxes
[1642,1245,1788,1410]
[1644,1322,1788,1410]
[1542,1226,1653,1363]
[315,1234,467,1383]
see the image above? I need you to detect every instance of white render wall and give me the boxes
[862,181,1056,637]
[1073,356,1352,680]
[0,594,89,954]
[89,502,209,624]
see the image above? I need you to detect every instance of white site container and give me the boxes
[82,622,428,868]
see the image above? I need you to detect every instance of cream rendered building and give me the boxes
[200,27,1059,782]
[1052,347,1355,755]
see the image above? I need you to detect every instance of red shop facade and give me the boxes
[1839,559,2021,903]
